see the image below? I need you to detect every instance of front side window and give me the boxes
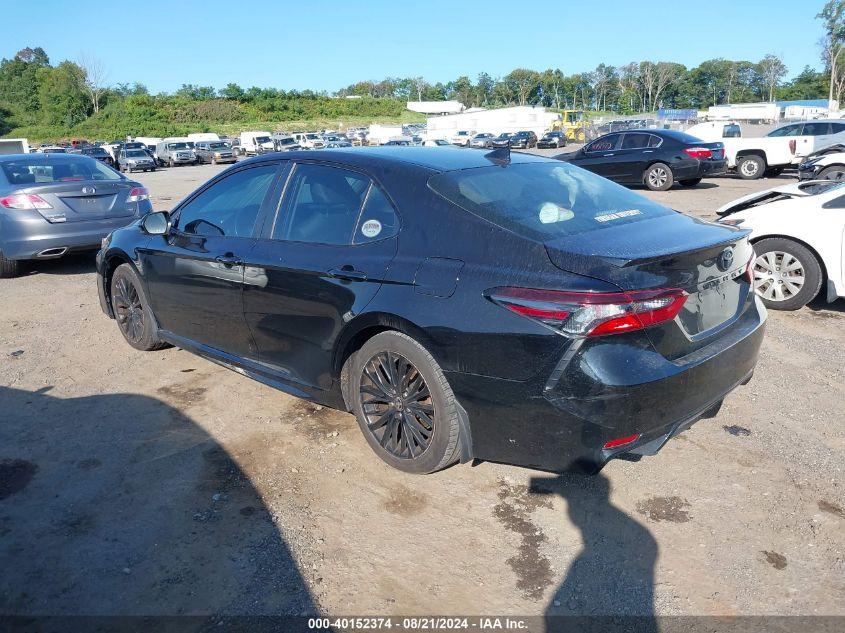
[176,165,277,238]
[767,125,800,137]
[273,163,370,245]
[585,134,621,152]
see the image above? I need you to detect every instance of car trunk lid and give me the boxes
[29,181,137,223]
[545,213,754,359]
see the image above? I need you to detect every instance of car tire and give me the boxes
[350,331,461,474]
[751,238,823,311]
[110,264,167,351]
[737,155,765,180]
[679,178,702,187]
[644,162,674,191]
[818,166,845,181]
[0,250,20,278]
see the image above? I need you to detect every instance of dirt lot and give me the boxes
[1,157,844,624]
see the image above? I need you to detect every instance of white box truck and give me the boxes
[0,138,30,155]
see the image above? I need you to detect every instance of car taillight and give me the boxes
[683,147,712,159]
[486,287,689,337]
[127,187,149,203]
[603,434,640,450]
[745,250,756,284]
[0,193,53,210]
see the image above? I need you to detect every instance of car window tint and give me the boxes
[768,125,800,137]
[647,134,663,148]
[176,165,276,238]
[830,122,845,134]
[586,134,620,152]
[1,158,120,183]
[353,185,399,244]
[621,133,651,149]
[802,122,831,136]
[274,163,369,245]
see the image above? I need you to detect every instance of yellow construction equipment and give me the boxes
[550,110,587,142]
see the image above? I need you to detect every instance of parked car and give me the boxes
[469,133,495,149]
[195,141,237,165]
[491,133,513,148]
[0,153,151,278]
[509,131,538,149]
[716,180,845,310]
[96,148,764,474]
[537,131,566,149]
[118,148,157,173]
[74,145,115,168]
[450,130,475,147]
[272,135,302,151]
[797,144,845,181]
[155,140,197,167]
[292,132,326,150]
[323,134,352,148]
[237,131,274,156]
[556,129,727,191]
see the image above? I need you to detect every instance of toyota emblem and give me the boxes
[82,186,96,195]
[717,248,734,271]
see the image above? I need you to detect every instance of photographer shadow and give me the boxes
[531,472,658,633]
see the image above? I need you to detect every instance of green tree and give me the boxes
[756,54,788,101]
[219,83,245,100]
[36,61,89,127]
[818,0,845,103]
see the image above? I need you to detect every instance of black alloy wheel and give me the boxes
[359,351,434,460]
[113,275,145,345]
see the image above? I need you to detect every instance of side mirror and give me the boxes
[141,211,170,236]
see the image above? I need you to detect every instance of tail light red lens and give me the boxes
[487,287,688,337]
[683,147,712,159]
[603,434,640,450]
[745,251,756,284]
[127,187,149,203]
[0,193,53,210]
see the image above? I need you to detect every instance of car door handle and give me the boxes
[328,267,368,282]
[215,254,242,266]
[603,153,615,157]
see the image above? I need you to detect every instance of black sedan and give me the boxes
[96,148,765,474]
[537,131,566,149]
[509,130,538,149]
[556,129,727,191]
[491,133,512,148]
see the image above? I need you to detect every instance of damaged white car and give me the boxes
[717,181,845,310]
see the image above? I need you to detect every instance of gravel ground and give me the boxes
[1,154,843,621]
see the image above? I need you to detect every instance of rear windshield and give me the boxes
[428,162,674,239]
[2,158,121,184]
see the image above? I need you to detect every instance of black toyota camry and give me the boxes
[96,147,766,474]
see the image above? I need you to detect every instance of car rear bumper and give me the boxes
[699,158,728,176]
[1,210,147,261]
[445,296,766,473]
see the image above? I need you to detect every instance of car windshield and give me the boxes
[208,142,227,149]
[84,148,108,156]
[256,136,271,143]
[279,138,295,145]
[167,143,189,150]
[125,150,147,157]
[2,158,121,184]
[428,162,674,240]
[497,134,510,139]
[305,134,319,139]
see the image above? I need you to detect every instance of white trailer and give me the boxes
[707,103,780,123]
[366,125,404,145]
[426,106,560,141]
[187,132,220,143]
[0,138,30,155]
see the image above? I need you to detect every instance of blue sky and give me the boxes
[5,0,830,93]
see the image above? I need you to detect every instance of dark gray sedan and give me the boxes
[0,154,152,277]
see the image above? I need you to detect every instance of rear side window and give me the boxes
[802,122,831,136]
[273,163,370,245]
[176,165,277,238]
[831,122,845,134]
[353,185,399,244]
[429,162,673,240]
[1,158,120,184]
[621,133,651,149]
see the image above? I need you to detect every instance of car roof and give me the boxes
[240,146,552,172]
[0,153,98,164]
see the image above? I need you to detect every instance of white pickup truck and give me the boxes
[686,120,845,179]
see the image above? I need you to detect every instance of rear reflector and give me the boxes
[0,193,53,210]
[487,287,688,337]
[127,187,149,203]
[603,434,640,450]
[684,147,713,159]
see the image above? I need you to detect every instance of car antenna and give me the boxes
[484,146,510,166]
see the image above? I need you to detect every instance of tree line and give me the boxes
[3,2,845,141]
